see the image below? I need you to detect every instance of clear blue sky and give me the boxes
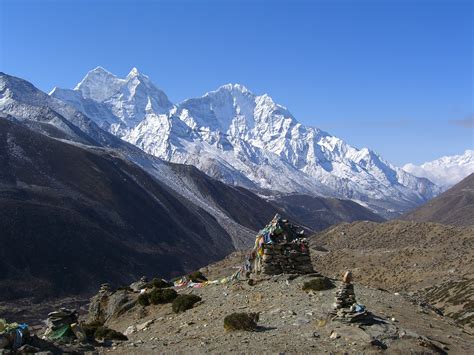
[1,0,472,165]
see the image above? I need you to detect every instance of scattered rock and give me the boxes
[293,318,310,326]
[330,331,340,339]
[129,276,148,292]
[123,325,136,336]
[136,320,154,331]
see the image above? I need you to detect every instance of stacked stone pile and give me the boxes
[332,271,373,324]
[44,308,86,341]
[252,214,315,276]
[261,241,314,275]
[334,283,356,309]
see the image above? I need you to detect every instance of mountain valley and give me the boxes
[0,70,472,354]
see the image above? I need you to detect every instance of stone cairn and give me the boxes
[253,214,315,275]
[99,283,111,294]
[334,271,356,309]
[332,271,371,323]
[261,241,314,275]
[44,308,86,341]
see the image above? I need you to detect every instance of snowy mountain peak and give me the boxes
[215,83,251,95]
[75,66,123,102]
[403,150,474,188]
[126,67,153,83]
[0,72,49,106]
[127,67,141,78]
[51,67,173,136]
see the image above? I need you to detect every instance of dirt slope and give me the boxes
[310,220,474,331]
[402,173,474,226]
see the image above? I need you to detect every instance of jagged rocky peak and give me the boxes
[127,66,141,78]
[214,83,251,94]
[75,66,124,102]
[75,66,172,108]
[178,82,296,139]
[49,67,173,135]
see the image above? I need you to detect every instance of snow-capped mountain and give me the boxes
[51,67,173,137]
[403,150,474,189]
[51,67,440,217]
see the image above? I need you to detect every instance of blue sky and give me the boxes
[1,0,472,165]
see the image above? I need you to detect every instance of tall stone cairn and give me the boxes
[334,271,356,309]
[334,283,356,309]
[261,241,314,275]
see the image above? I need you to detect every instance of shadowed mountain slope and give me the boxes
[0,118,236,300]
[167,164,284,232]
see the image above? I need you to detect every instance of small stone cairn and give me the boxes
[253,214,314,275]
[334,271,356,309]
[332,271,371,323]
[99,283,111,294]
[44,308,85,341]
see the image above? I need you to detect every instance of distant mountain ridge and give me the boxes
[403,150,474,189]
[51,67,439,217]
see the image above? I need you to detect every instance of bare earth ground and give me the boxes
[100,273,473,354]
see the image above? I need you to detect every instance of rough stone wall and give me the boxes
[261,241,314,275]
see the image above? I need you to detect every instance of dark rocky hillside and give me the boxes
[0,118,235,300]
[169,164,288,232]
[401,173,474,226]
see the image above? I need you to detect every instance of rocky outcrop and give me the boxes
[88,284,136,324]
